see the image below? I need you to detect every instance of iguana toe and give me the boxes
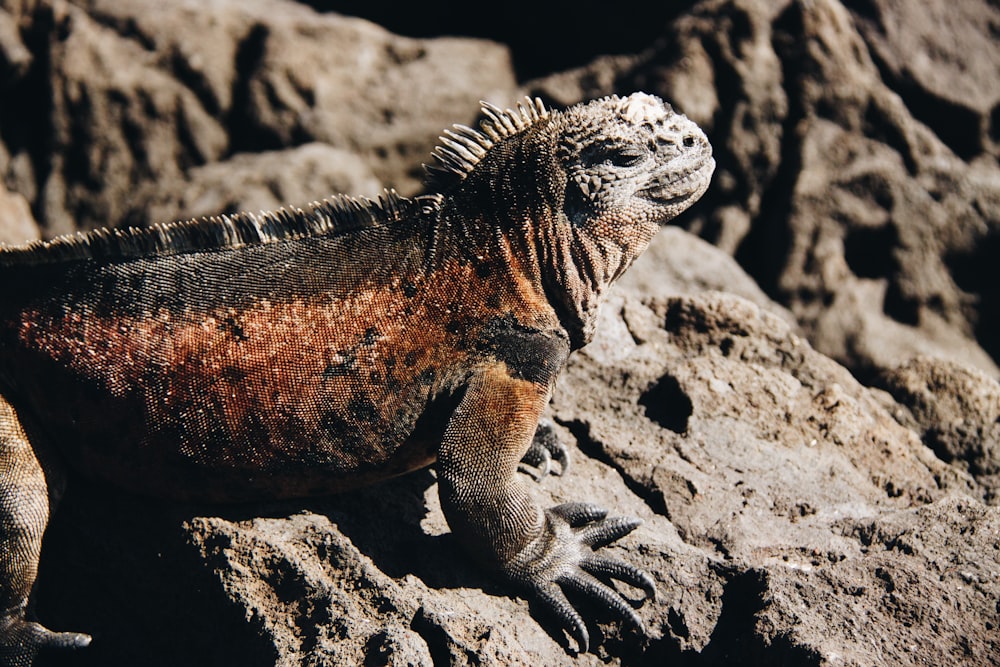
[519,419,570,480]
[559,568,645,635]
[535,582,590,653]
[580,554,657,601]
[578,515,644,548]
[0,617,91,667]
[549,501,608,525]
[506,503,653,653]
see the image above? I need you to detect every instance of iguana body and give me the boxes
[0,93,713,664]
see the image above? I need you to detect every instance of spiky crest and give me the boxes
[0,190,422,266]
[424,97,550,191]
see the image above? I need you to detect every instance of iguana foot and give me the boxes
[518,419,570,480]
[506,502,655,653]
[0,614,91,667]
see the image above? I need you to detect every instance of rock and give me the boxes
[527,0,1000,382]
[850,0,1000,159]
[617,227,798,328]
[30,0,230,236]
[0,182,38,244]
[0,7,31,82]
[2,0,516,236]
[755,496,1000,666]
[547,288,995,664]
[879,356,1000,503]
[124,143,384,227]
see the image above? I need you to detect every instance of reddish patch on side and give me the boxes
[9,253,559,499]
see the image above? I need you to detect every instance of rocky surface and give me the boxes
[1,0,515,237]
[3,0,1000,665]
[0,182,37,245]
[528,0,1000,383]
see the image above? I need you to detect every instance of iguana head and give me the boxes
[556,93,714,233]
[430,94,713,224]
[430,92,715,347]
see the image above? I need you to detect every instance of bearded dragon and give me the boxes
[0,92,714,663]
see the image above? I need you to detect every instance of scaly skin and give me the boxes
[0,93,713,660]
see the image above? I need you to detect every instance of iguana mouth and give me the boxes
[642,156,716,204]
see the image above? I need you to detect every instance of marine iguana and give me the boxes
[0,92,714,663]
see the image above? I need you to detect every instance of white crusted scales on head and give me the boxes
[616,92,671,125]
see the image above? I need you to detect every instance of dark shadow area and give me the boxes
[225,23,288,156]
[676,2,770,248]
[0,5,56,227]
[32,465,498,667]
[733,3,806,299]
[991,104,1000,147]
[945,231,1000,366]
[559,417,672,519]
[639,374,692,435]
[843,223,896,280]
[304,469,492,593]
[850,15,984,161]
[841,223,921,327]
[302,1,695,81]
[34,480,277,667]
[881,280,920,327]
[634,565,826,666]
[861,97,919,176]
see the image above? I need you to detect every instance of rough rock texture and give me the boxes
[527,0,1000,383]
[124,142,384,229]
[0,0,515,236]
[3,0,1000,666]
[0,183,37,245]
[879,356,1000,504]
[850,0,1000,160]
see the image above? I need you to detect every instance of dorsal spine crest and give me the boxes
[0,190,418,266]
[424,97,550,191]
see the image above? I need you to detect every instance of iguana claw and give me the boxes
[506,502,655,653]
[0,616,91,667]
[519,419,570,480]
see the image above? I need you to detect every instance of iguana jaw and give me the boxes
[641,156,716,218]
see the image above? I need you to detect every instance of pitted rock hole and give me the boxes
[945,231,1000,363]
[639,374,692,434]
[843,223,896,280]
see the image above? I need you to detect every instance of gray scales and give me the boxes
[0,93,714,664]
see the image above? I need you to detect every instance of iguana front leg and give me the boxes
[0,396,90,667]
[437,364,655,652]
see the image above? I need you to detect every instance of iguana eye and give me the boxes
[603,145,646,167]
[583,143,647,168]
[608,148,646,167]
